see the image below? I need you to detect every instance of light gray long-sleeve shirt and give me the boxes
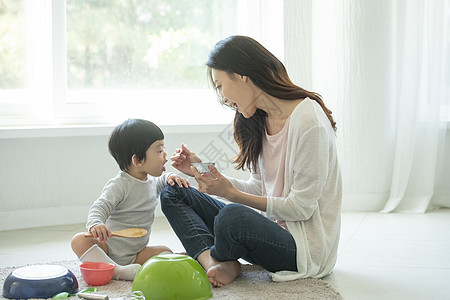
[86,171,170,265]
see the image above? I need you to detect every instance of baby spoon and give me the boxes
[84,228,147,238]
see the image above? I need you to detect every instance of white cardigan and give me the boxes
[226,98,342,281]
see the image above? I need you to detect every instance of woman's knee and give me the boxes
[160,185,180,210]
[160,185,198,212]
[214,204,247,233]
[160,184,176,200]
[216,203,246,220]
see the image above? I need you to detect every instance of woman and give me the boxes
[160,35,342,287]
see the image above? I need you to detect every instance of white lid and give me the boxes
[12,265,68,280]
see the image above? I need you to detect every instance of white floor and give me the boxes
[1,210,450,300]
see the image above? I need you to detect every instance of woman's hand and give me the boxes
[167,174,190,188]
[171,144,202,177]
[193,164,268,211]
[192,164,236,199]
[90,224,111,242]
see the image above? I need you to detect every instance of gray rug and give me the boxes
[0,261,342,300]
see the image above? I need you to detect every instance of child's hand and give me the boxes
[90,224,112,242]
[167,174,190,188]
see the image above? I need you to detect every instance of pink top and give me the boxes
[261,117,290,231]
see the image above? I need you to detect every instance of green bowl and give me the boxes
[132,254,212,300]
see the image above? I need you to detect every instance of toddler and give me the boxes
[71,119,189,281]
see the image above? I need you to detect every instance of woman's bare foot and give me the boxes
[197,250,241,287]
[206,261,241,287]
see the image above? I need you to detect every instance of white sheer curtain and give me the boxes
[284,0,450,212]
[381,0,450,212]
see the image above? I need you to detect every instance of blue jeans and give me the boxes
[160,185,297,273]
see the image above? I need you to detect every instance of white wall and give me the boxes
[0,125,248,231]
[1,122,449,231]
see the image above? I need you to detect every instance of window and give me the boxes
[66,1,220,90]
[0,1,26,89]
[0,0,35,121]
[0,0,284,127]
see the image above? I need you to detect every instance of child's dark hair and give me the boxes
[108,119,164,171]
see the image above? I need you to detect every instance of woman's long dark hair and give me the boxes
[206,35,336,172]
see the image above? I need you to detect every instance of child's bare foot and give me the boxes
[206,261,241,287]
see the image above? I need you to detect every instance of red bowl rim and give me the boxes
[80,262,115,271]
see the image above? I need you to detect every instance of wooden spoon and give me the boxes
[84,228,147,238]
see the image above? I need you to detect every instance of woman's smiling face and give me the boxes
[211,69,258,118]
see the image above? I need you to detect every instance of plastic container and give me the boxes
[192,162,215,174]
[79,262,115,286]
[132,254,212,300]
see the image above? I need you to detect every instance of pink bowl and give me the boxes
[80,262,115,286]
